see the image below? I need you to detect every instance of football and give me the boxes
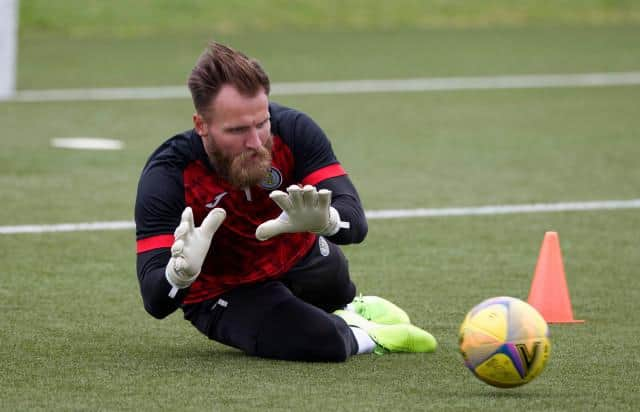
[459,296,551,388]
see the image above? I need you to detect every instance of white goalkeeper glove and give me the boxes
[255,185,349,241]
[165,206,226,291]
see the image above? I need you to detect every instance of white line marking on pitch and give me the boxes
[51,137,124,150]
[8,72,640,102]
[1,199,639,235]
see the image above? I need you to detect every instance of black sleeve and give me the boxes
[134,163,187,318]
[290,111,339,181]
[270,103,367,244]
[271,105,339,182]
[316,175,368,245]
[135,164,184,240]
[136,249,190,319]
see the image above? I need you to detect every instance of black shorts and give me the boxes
[182,236,358,361]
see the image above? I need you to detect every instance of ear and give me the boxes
[193,113,208,136]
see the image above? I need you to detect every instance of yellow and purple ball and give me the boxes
[459,296,551,388]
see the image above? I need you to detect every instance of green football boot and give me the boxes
[335,310,437,355]
[349,295,411,325]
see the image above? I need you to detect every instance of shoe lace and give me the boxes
[373,344,388,355]
[353,294,371,320]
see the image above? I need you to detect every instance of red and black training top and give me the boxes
[135,102,367,318]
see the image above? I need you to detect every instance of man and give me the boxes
[135,42,437,361]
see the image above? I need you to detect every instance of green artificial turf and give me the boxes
[1,211,639,410]
[1,6,639,410]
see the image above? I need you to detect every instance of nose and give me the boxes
[245,128,262,150]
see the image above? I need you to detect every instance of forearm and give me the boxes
[137,249,189,319]
[316,176,368,245]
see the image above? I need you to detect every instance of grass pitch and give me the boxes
[2,7,640,411]
[2,213,639,410]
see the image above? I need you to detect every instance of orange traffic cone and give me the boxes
[527,231,584,324]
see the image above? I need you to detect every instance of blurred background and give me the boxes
[1,1,639,410]
[9,0,640,89]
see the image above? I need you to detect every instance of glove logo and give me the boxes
[260,167,283,190]
[318,236,330,256]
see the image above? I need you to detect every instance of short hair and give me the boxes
[187,42,270,117]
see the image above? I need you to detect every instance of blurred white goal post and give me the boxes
[0,0,18,100]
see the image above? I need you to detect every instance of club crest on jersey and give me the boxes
[260,167,283,190]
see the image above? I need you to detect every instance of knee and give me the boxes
[309,319,351,362]
[256,300,354,362]
[336,281,356,307]
[322,280,356,313]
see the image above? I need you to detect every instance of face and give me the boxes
[194,84,272,188]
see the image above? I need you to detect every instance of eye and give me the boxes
[257,119,270,129]
[229,127,247,134]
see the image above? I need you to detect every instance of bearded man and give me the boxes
[134,42,436,361]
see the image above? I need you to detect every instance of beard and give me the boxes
[206,135,273,189]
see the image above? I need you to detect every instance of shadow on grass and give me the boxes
[166,344,384,374]
[464,388,544,398]
[170,345,248,361]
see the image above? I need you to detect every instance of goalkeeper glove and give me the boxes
[255,185,349,241]
[165,206,226,290]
